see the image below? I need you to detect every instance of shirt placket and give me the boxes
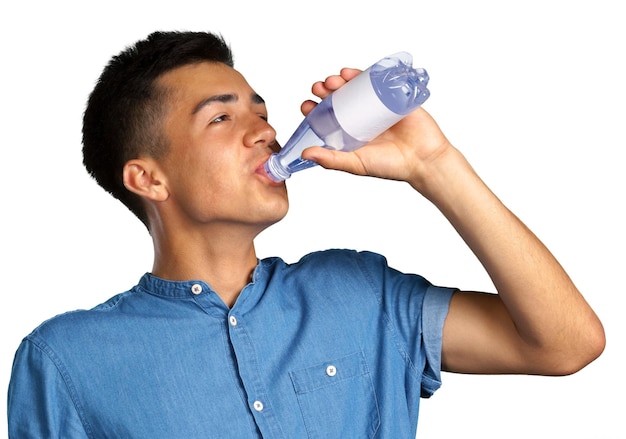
[227,306,286,439]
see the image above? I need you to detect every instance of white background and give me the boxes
[1,1,624,437]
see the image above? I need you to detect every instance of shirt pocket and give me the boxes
[289,350,380,439]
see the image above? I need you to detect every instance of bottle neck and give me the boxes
[264,154,290,182]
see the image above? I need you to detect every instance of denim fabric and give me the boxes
[8,249,454,438]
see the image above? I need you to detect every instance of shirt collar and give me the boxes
[134,257,278,312]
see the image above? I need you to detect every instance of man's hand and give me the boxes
[300,68,451,194]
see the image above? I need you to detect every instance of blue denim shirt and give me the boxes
[8,249,454,438]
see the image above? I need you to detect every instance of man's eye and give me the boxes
[259,114,268,121]
[210,114,230,124]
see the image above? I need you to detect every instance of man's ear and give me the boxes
[123,158,169,202]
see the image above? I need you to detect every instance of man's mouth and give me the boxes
[255,159,284,186]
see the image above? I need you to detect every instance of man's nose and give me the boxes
[243,117,277,148]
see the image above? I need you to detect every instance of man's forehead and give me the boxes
[155,62,266,122]
[158,61,250,93]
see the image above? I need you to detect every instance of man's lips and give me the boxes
[255,159,284,186]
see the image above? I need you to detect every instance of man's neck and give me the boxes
[150,224,260,308]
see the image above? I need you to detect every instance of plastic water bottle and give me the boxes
[264,52,430,182]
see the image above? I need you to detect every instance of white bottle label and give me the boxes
[331,68,402,142]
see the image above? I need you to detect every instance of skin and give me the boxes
[123,62,287,306]
[125,61,605,376]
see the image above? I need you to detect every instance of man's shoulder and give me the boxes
[289,248,387,267]
[25,288,137,345]
[263,249,389,286]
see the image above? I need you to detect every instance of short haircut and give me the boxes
[82,31,234,229]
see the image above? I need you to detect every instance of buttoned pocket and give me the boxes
[289,351,380,439]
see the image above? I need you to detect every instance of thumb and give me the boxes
[301,146,367,176]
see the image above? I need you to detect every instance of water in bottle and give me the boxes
[264,52,430,182]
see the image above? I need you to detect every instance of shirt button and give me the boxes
[326,365,337,377]
[253,400,264,412]
[191,284,203,295]
[229,315,238,327]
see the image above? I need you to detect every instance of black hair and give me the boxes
[82,31,234,229]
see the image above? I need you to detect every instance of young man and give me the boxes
[8,31,605,438]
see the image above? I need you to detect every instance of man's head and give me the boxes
[82,31,234,229]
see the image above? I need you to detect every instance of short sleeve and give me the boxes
[355,250,455,398]
[420,285,455,397]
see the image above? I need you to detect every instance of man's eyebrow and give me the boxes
[252,93,265,105]
[192,93,237,115]
[192,93,265,115]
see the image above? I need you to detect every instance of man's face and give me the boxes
[155,62,288,233]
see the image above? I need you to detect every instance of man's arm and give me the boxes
[301,68,605,376]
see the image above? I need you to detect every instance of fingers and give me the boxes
[313,68,362,97]
[301,68,363,116]
[300,100,316,116]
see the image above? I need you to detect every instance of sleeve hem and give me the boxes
[420,286,456,397]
